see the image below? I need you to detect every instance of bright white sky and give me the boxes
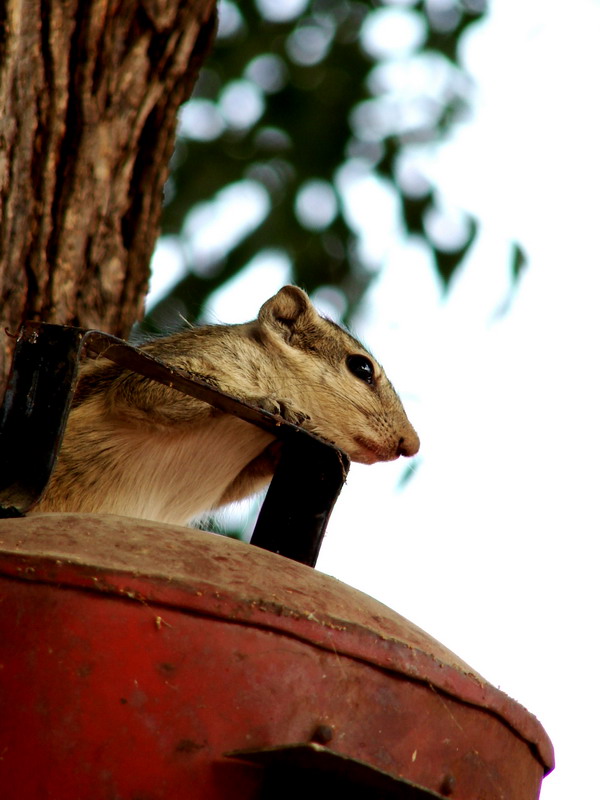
[322,4,599,797]
[150,2,600,797]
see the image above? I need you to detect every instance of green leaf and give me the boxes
[510,241,528,284]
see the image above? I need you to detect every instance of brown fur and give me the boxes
[34,286,419,525]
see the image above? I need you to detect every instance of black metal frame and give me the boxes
[0,322,350,567]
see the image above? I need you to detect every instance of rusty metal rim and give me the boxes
[0,547,554,775]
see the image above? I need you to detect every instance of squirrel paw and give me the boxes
[253,396,310,426]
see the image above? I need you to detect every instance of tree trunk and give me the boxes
[0,0,217,390]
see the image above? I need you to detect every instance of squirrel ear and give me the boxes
[258,285,318,334]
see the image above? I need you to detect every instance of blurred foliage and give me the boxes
[510,241,527,282]
[145,0,488,330]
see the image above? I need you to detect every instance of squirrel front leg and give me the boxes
[216,440,283,507]
[212,399,310,508]
[95,364,220,427]
[97,362,311,428]
[246,397,310,427]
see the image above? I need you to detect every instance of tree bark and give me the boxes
[0,0,217,389]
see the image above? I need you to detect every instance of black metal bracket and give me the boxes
[0,322,350,567]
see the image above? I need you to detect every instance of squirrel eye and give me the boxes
[346,354,375,385]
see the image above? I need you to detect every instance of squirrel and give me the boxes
[34,286,419,526]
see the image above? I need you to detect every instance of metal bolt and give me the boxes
[440,773,456,796]
[311,723,334,744]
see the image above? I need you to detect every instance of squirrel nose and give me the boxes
[397,431,420,458]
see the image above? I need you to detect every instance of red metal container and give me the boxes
[0,513,553,799]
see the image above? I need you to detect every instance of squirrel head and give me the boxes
[256,286,420,464]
